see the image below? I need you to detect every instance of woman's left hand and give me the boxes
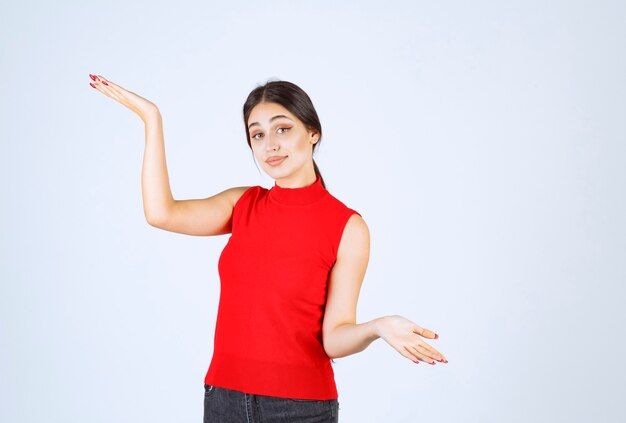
[376,315,448,365]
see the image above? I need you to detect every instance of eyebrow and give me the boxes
[247,114,293,130]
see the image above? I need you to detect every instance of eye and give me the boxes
[251,132,263,140]
[277,127,290,134]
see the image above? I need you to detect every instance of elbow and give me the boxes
[144,203,174,228]
[322,324,350,359]
[146,218,158,228]
[145,212,165,228]
[324,347,338,360]
[325,347,346,360]
[323,335,343,360]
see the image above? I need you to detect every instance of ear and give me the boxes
[309,129,320,144]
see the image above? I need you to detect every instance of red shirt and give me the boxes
[204,174,361,400]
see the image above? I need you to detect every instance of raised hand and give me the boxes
[377,315,448,365]
[88,74,159,122]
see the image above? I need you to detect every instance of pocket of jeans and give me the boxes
[204,384,216,398]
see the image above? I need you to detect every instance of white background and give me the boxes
[1,1,624,422]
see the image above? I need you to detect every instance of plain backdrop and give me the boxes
[1,1,625,422]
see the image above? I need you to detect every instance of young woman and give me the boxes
[89,74,448,422]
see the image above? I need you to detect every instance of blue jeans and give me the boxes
[203,384,340,422]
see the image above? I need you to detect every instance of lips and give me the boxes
[266,156,287,165]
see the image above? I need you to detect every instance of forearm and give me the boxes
[141,110,175,224]
[323,317,385,359]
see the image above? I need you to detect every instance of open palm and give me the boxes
[89,74,158,121]
[377,315,448,365]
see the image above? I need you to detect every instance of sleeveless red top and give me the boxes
[204,174,361,400]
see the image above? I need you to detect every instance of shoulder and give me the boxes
[223,185,259,208]
[338,212,369,254]
[322,190,365,232]
[323,189,360,214]
[343,213,368,239]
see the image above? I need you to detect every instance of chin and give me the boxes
[267,169,291,180]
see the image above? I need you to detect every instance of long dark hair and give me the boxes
[243,80,326,189]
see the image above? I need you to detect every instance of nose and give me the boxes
[265,132,280,152]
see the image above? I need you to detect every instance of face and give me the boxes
[247,102,318,185]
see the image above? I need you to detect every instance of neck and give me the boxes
[268,173,327,206]
[274,171,318,189]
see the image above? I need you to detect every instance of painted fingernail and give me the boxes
[430,361,436,365]
[102,80,108,85]
[90,82,96,88]
[434,333,439,339]
[89,74,96,81]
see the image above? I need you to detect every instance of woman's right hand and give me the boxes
[89,74,159,122]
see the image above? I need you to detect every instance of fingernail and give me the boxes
[434,333,439,339]
[89,74,96,81]
[429,361,436,365]
[102,80,108,86]
[90,82,96,88]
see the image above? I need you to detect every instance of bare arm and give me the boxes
[322,214,374,358]
[140,110,251,235]
[141,110,173,225]
[322,214,448,364]
[89,74,250,236]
